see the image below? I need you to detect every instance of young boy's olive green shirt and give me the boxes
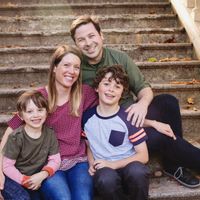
[81,47,150,108]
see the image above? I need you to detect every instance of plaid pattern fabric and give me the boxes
[2,176,30,200]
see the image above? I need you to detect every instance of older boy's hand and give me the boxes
[94,160,115,170]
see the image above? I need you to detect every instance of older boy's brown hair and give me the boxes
[17,90,49,116]
[93,65,129,95]
[70,15,101,41]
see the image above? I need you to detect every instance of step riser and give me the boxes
[0,87,199,111]
[0,17,179,32]
[153,88,200,109]
[1,0,169,4]
[0,5,172,17]
[0,65,199,87]
[0,47,193,66]
[0,32,188,47]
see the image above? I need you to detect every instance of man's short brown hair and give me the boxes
[70,15,101,41]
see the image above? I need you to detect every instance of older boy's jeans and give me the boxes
[94,161,150,200]
[41,162,93,200]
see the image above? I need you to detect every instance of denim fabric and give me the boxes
[41,162,93,200]
[2,176,31,200]
[94,161,149,200]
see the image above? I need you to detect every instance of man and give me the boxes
[70,15,200,188]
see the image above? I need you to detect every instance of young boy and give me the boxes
[82,65,149,200]
[2,90,61,200]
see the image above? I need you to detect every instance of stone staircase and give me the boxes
[0,0,200,199]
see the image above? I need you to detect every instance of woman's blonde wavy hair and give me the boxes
[48,45,82,117]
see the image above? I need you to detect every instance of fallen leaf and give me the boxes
[147,57,157,62]
[187,97,195,105]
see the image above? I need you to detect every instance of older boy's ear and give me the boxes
[95,88,99,93]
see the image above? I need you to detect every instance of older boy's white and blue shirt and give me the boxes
[82,106,148,161]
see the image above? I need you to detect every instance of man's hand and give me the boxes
[152,120,176,140]
[126,102,148,127]
[24,171,48,190]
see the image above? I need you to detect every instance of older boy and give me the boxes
[82,65,149,200]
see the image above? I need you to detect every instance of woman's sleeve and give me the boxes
[7,114,24,130]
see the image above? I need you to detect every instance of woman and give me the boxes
[0,45,97,200]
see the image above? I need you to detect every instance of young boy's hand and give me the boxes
[25,171,48,190]
[0,191,4,200]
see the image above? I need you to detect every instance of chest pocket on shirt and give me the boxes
[109,130,125,147]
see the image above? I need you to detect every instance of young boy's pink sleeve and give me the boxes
[42,153,61,176]
[3,157,29,185]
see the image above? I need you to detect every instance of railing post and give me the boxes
[191,0,200,21]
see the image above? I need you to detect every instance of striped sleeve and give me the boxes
[128,128,148,146]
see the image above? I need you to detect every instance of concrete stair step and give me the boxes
[0,83,199,111]
[139,61,200,82]
[0,2,172,17]
[0,14,180,32]
[0,27,188,47]
[0,61,199,87]
[0,43,194,67]
[1,0,170,5]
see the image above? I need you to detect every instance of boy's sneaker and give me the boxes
[164,167,200,188]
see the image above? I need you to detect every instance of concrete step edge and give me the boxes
[136,60,200,67]
[0,27,185,36]
[0,14,177,21]
[1,60,200,72]
[0,43,193,53]
[0,2,171,9]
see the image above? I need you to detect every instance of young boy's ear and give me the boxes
[95,87,99,93]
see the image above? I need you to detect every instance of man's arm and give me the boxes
[94,141,149,170]
[0,127,13,190]
[126,87,153,127]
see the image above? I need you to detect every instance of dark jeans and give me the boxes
[2,176,43,200]
[145,94,200,172]
[94,161,150,200]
